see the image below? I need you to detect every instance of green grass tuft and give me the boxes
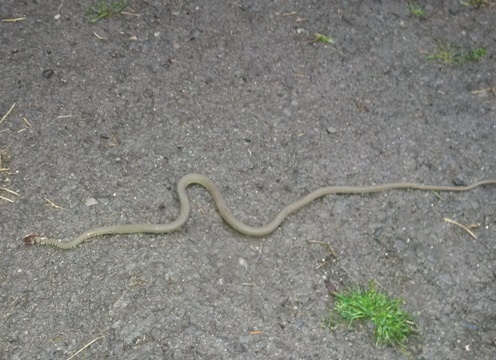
[314,33,334,44]
[407,3,426,18]
[86,0,128,23]
[460,0,493,8]
[326,283,416,347]
[427,39,486,64]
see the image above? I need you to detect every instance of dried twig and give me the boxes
[45,197,66,210]
[471,87,496,94]
[0,149,11,172]
[66,336,104,360]
[0,296,19,319]
[1,17,26,22]
[0,187,19,202]
[0,103,15,124]
[22,117,32,127]
[0,195,13,202]
[0,187,19,196]
[57,0,66,13]
[93,32,108,40]
[444,217,477,239]
[306,239,338,258]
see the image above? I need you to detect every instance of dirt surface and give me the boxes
[1,1,495,359]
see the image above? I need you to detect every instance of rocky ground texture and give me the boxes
[1,1,495,359]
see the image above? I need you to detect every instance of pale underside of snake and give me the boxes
[29,173,496,250]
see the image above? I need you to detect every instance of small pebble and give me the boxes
[294,318,306,329]
[189,28,202,40]
[452,178,467,186]
[84,197,99,206]
[239,334,252,344]
[394,239,407,251]
[427,250,439,263]
[234,343,247,352]
[463,322,479,331]
[43,69,54,79]
[238,257,248,270]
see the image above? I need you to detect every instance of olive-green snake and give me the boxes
[30,173,496,250]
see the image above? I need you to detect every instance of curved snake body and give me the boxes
[36,173,496,250]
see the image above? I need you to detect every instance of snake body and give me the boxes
[35,173,496,250]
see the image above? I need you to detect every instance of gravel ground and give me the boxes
[1,1,495,359]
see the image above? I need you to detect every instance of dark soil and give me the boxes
[1,1,495,359]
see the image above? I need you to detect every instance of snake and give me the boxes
[31,173,496,250]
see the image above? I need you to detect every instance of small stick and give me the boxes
[22,117,32,127]
[93,32,108,40]
[471,87,495,94]
[444,217,477,239]
[0,103,15,124]
[57,0,66,13]
[0,195,13,202]
[66,336,104,360]
[1,17,26,22]
[306,239,338,258]
[121,12,140,17]
[430,190,442,200]
[0,187,19,196]
[0,296,19,318]
[0,187,19,202]
[45,197,66,210]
